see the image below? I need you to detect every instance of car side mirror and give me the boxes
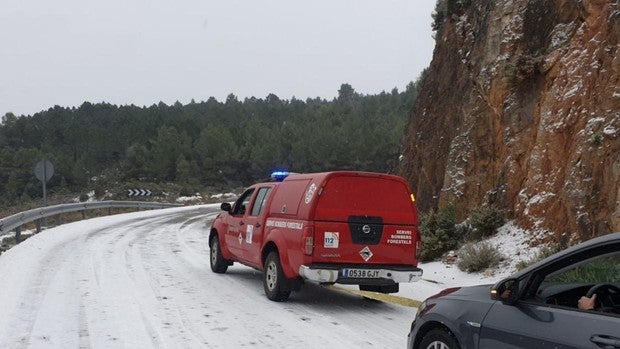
[491,278,519,305]
[220,202,232,212]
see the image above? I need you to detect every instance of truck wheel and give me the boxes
[419,328,460,349]
[264,251,291,301]
[210,235,229,273]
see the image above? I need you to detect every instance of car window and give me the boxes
[544,253,620,284]
[535,251,620,312]
[250,187,271,216]
[232,189,255,215]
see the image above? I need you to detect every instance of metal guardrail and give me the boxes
[0,201,183,239]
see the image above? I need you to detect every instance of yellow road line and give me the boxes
[331,285,422,308]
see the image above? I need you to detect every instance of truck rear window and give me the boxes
[314,176,416,224]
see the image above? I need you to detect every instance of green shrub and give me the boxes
[419,205,461,262]
[179,185,198,197]
[437,205,457,235]
[468,205,504,240]
[590,133,603,146]
[457,242,503,273]
[78,193,89,202]
[420,227,452,262]
[455,221,474,240]
[94,187,106,199]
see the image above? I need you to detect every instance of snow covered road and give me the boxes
[0,205,442,348]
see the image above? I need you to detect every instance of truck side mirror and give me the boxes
[221,202,232,212]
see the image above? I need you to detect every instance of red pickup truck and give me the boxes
[209,171,422,301]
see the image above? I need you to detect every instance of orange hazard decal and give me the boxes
[359,246,373,261]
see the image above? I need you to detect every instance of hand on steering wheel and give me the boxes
[584,283,620,311]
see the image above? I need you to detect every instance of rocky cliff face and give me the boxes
[399,0,619,241]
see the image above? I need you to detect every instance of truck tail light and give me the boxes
[302,226,314,255]
[305,236,314,255]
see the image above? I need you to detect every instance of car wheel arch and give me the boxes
[414,321,461,349]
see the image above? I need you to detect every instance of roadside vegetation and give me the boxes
[0,80,425,211]
[419,204,507,273]
[457,242,503,273]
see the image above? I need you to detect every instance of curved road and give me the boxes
[0,205,417,348]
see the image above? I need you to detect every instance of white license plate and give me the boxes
[342,269,380,278]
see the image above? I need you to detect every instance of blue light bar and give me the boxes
[271,171,290,181]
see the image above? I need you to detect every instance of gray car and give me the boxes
[407,232,620,349]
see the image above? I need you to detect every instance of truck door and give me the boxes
[242,186,273,268]
[224,188,255,259]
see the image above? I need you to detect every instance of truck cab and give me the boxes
[209,171,423,301]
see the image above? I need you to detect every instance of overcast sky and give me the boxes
[1,0,436,117]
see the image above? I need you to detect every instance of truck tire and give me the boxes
[263,251,291,301]
[210,235,230,273]
[418,328,460,349]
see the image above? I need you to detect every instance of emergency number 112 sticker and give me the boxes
[324,232,339,248]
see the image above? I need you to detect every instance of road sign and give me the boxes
[34,159,54,209]
[34,160,54,182]
[128,189,152,197]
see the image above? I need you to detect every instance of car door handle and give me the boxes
[255,223,261,228]
[590,335,620,348]
[239,221,244,226]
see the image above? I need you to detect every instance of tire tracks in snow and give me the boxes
[0,205,416,348]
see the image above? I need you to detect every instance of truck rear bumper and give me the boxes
[298,265,423,284]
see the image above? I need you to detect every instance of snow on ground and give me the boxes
[176,192,237,204]
[487,221,543,277]
[394,221,540,303]
[209,192,237,201]
[0,204,541,348]
[175,193,203,203]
